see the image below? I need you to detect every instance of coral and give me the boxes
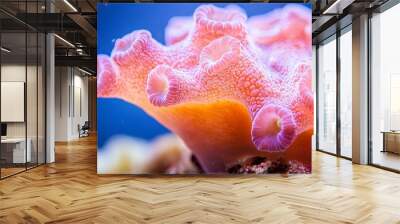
[247,4,311,49]
[98,134,199,174]
[98,4,313,173]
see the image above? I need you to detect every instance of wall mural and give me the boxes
[97,3,313,174]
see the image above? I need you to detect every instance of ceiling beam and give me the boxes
[322,0,356,14]
[55,55,96,71]
[67,13,97,45]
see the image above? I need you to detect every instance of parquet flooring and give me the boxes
[1,167,26,178]
[1,135,400,223]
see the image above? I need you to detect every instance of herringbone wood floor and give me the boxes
[1,135,400,224]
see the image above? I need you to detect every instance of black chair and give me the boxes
[79,121,90,138]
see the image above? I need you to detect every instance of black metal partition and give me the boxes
[0,0,47,179]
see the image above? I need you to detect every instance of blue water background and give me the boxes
[97,3,311,149]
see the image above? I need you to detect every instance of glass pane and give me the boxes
[1,31,27,177]
[38,33,45,165]
[26,0,39,169]
[340,29,352,158]
[318,37,337,154]
[27,31,38,169]
[312,45,317,151]
[371,4,400,171]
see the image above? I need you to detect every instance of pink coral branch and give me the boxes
[97,55,119,98]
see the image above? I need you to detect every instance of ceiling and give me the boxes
[0,0,394,74]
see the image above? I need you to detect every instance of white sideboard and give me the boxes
[382,131,400,154]
[1,138,31,163]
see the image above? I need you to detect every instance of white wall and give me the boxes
[55,67,89,141]
[55,67,69,141]
[1,65,41,138]
[72,73,89,138]
[1,65,26,139]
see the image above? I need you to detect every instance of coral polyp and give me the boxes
[98,4,313,173]
[251,104,296,152]
[146,65,183,106]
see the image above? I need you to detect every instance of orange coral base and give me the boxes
[141,99,312,173]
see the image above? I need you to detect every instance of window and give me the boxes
[339,28,352,158]
[318,36,337,154]
[371,3,400,171]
